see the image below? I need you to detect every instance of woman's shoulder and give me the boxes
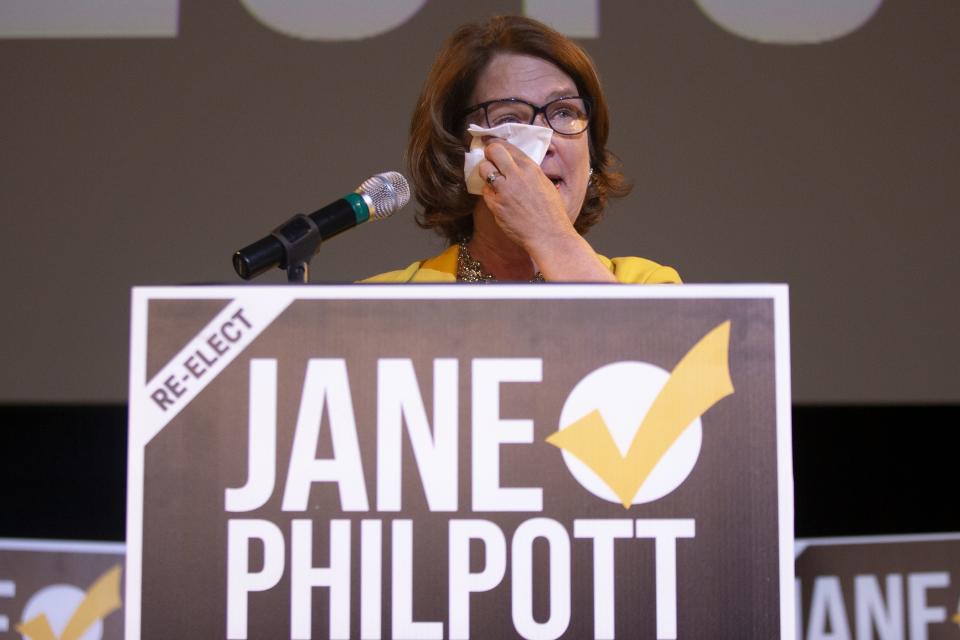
[359,245,459,283]
[596,254,682,284]
[358,262,423,283]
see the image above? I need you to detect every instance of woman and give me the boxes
[364,15,679,284]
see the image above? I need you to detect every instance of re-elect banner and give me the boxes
[126,284,793,639]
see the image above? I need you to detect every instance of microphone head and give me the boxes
[356,171,410,220]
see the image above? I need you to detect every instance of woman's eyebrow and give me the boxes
[546,87,579,100]
[498,87,578,103]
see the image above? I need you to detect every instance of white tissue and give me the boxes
[463,123,553,195]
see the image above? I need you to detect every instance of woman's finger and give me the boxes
[476,159,503,187]
[483,141,521,175]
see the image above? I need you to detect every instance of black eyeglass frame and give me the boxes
[462,96,593,135]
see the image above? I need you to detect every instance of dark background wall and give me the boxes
[1,404,954,541]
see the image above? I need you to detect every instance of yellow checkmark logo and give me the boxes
[16,565,122,640]
[547,321,734,508]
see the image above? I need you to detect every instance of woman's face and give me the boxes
[468,52,591,224]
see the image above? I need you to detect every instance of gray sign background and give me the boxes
[138,294,785,638]
[0,542,124,639]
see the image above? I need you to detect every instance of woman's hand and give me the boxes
[476,139,574,249]
[475,139,616,282]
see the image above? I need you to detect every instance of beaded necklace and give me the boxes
[456,239,544,283]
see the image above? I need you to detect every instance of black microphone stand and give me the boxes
[272,213,320,284]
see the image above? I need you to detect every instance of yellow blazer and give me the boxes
[361,245,681,284]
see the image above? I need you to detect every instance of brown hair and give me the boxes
[408,15,631,242]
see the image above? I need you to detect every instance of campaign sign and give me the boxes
[126,284,793,639]
[0,538,124,639]
[795,533,960,640]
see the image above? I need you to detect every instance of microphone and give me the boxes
[233,171,410,280]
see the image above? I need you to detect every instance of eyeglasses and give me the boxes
[463,96,592,135]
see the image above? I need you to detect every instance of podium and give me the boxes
[126,284,793,639]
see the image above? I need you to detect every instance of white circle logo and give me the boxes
[557,361,704,505]
[21,584,103,640]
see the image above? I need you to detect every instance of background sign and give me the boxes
[0,539,124,640]
[796,533,960,640]
[127,284,793,639]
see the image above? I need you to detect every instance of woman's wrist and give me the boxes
[526,231,617,282]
